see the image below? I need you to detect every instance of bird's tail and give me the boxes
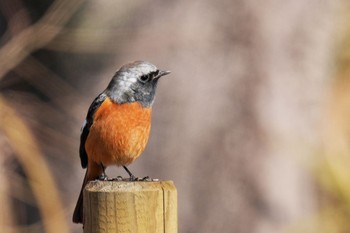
[72,163,103,224]
[72,171,87,224]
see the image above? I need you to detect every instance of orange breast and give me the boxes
[85,97,152,166]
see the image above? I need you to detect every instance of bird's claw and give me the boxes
[129,175,136,181]
[112,176,123,181]
[98,174,109,181]
[132,176,151,181]
[140,176,151,181]
[98,174,152,182]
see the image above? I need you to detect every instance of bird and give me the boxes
[72,61,170,224]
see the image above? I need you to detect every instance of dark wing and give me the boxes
[79,92,107,168]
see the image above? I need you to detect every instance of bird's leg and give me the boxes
[122,166,151,181]
[98,164,108,180]
[123,166,136,181]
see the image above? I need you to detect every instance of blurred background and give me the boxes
[1,0,350,233]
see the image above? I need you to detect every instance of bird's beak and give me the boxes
[155,70,171,79]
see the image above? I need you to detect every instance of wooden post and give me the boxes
[83,180,177,233]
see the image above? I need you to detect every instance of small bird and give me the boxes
[72,61,170,224]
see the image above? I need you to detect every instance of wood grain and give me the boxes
[83,180,177,233]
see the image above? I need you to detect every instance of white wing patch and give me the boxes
[80,119,87,134]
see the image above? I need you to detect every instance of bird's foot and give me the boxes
[128,176,151,181]
[128,175,149,181]
[111,176,123,181]
[111,176,151,181]
[98,174,109,181]
[137,176,151,181]
[129,174,137,181]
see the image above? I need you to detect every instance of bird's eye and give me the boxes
[139,74,151,83]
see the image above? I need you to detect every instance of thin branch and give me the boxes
[0,95,70,233]
[0,0,85,79]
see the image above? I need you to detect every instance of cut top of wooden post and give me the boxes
[83,180,177,233]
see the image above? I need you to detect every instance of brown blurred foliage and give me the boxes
[0,0,350,233]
